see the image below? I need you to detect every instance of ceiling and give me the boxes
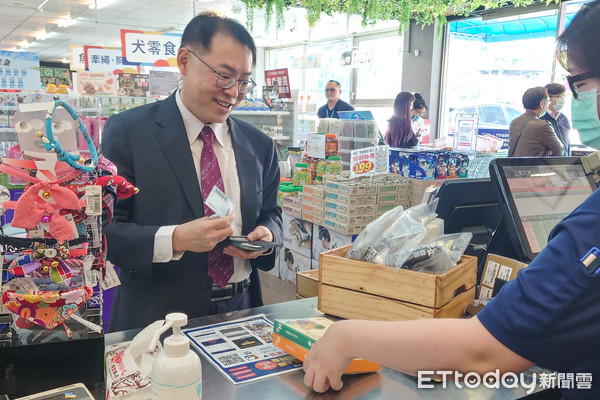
[0,0,400,64]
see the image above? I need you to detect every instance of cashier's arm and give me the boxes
[303,317,534,393]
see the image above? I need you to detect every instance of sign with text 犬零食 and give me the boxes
[350,145,389,178]
[121,29,181,67]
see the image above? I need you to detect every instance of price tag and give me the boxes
[99,261,121,290]
[350,145,389,178]
[84,185,102,216]
[306,133,326,159]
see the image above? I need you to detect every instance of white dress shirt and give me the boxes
[152,90,251,283]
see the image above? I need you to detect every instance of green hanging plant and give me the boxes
[244,0,560,35]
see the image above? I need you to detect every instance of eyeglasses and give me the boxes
[324,88,339,93]
[187,48,256,94]
[567,72,598,99]
[542,98,551,103]
[415,109,427,117]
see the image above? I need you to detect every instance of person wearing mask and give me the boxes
[385,92,419,148]
[410,93,429,142]
[102,12,282,332]
[508,87,564,157]
[317,80,355,119]
[541,83,571,155]
[302,1,600,398]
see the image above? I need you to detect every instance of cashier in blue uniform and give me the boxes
[302,2,600,398]
[317,80,355,119]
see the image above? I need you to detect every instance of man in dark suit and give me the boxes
[102,12,282,332]
[508,87,564,157]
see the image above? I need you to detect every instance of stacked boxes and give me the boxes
[280,213,313,285]
[282,194,302,219]
[371,174,412,216]
[301,185,325,226]
[324,179,377,235]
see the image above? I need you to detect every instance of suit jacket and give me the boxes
[102,93,282,332]
[508,110,564,157]
[541,111,571,156]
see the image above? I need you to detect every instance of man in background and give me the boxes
[541,83,571,155]
[508,86,564,157]
[317,80,354,119]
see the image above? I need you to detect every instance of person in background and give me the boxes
[508,86,564,157]
[312,227,331,260]
[317,80,355,119]
[302,1,600,398]
[541,82,571,155]
[102,12,282,332]
[410,93,429,142]
[385,92,419,148]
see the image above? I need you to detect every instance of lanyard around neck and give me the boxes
[326,108,335,118]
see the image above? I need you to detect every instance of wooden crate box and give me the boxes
[318,244,476,309]
[319,284,475,321]
[296,269,320,298]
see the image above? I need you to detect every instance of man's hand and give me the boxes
[172,213,235,253]
[223,226,274,260]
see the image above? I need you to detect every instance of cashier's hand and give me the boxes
[303,321,353,393]
[172,213,235,253]
[223,225,274,260]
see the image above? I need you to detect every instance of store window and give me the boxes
[355,35,403,101]
[440,9,560,141]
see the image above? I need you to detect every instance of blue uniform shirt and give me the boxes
[478,187,600,399]
[317,99,354,119]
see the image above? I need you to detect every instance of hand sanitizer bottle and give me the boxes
[150,313,202,399]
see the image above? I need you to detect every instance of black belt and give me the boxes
[210,278,251,301]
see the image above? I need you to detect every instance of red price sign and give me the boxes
[353,160,374,175]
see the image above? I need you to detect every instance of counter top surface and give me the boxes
[106,298,541,400]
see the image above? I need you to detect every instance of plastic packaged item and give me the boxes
[313,176,323,185]
[292,163,311,186]
[325,156,343,175]
[278,185,296,206]
[58,84,68,94]
[302,155,319,180]
[150,313,202,399]
[325,134,339,156]
[316,159,328,178]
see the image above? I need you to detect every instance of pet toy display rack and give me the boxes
[0,100,114,396]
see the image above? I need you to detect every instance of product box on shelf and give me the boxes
[318,244,477,321]
[282,213,312,258]
[479,254,528,300]
[302,185,325,199]
[311,224,356,263]
[280,247,312,286]
[282,195,302,219]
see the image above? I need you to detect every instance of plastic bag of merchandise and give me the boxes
[400,232,473,274]
[346,205,405,260]
[348,202,437,266]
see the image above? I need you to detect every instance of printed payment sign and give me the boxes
[350,145,389,178]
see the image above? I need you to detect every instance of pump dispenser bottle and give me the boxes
[149,313,202,399]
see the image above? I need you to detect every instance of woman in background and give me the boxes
[410,93,429,142]
[385,92,419,148]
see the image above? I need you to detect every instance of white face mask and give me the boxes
[553,97,565,111]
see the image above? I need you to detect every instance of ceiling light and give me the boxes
[20,40,32,49]
[35,30,49,40]
[37,0,49,11]
[58,17,75,27]
[61,58,69,64]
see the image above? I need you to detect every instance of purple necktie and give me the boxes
[200,125,234,288]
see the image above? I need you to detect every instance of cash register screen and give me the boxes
[489,157,596,261]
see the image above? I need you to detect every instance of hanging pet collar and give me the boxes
[41,100,99,172]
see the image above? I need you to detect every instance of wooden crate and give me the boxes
[319,244,476,308]
[318,284,475,321]
[296,269,320,298]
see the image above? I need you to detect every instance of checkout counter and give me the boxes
[106,297,543,399]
